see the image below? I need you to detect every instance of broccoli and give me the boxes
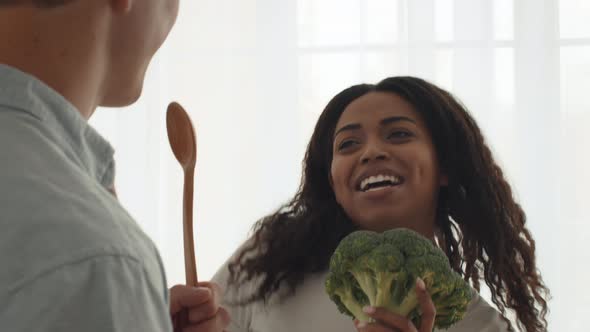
[325,228,472,329]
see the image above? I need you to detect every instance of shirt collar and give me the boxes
[0,64,115,188]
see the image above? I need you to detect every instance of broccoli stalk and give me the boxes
[332,282,371,323]
[349,269,378,305]
[325,273,372,322]
[373,271,395,308]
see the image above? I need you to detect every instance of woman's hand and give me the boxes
[169,282,231,332]
[355,278,436,332]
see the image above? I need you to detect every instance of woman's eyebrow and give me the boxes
[334,123,361,137]
[334,116,417,138]
[380,116,416,126]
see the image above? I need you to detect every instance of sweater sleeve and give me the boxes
[441,292,510,332]
[211,242,263,332]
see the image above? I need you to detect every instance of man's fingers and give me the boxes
[183,307,231,332]
[197,282,223,307]
[188,300,218,323]
[415,277,436,332]
[169,285,212,315]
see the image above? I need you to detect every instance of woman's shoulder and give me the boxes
[440,291,510,332]
[211,239,265,332]
[211,237,259,286]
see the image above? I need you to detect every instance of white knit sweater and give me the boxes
[212,256,509,332]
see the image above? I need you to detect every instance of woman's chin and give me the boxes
[354,217,433,236]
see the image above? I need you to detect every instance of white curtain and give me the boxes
[90,0,590,329]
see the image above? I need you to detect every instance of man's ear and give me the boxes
[111,0,132,13]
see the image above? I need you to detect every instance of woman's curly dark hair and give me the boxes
[228,76,549,332]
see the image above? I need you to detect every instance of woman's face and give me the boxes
[330,91,446,236]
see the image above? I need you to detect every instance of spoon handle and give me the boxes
[173,167,197,331]
[183,167,198,286]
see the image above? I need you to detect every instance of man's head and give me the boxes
[0,0,179,112]
[101,0,180,106]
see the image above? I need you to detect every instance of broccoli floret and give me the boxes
[325,228,472,329]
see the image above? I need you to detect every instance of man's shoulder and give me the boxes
[0,199,150,286]
[0,106,167,311]
[0,108,114,226]
[0,245,172,332]
[0,128,160,304]
[0,195,166,308]
[0,107,72,185]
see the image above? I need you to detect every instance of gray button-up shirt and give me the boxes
[0,64,172,331]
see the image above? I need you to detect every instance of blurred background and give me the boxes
[90,0,589,329]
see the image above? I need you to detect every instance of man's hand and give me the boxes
[169,282,231,332]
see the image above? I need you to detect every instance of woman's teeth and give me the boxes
[360,174,402,192]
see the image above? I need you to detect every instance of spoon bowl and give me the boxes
[167,102,197,171]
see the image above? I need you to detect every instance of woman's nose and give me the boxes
[360,142,389,164]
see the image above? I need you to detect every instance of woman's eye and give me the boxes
[338,140,357,151]
[388,130,413,139]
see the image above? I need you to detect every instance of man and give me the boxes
[0,1,230,331]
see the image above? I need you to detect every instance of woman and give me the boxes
[212,77,549,332]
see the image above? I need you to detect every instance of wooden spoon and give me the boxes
[166,102,198,286]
